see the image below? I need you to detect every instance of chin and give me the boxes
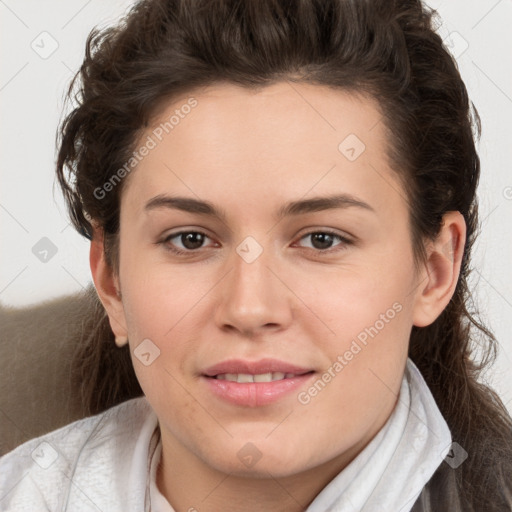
[199,437,315,478]
[213,456,305,479]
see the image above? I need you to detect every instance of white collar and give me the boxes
[306,358,452,511]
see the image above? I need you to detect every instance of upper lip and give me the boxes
[202,358,314,377]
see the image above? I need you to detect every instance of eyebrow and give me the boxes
[144,193,375,222]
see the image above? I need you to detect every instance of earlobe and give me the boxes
[412,211,466,327]
[114,335,129,348]
[89,228,128,340]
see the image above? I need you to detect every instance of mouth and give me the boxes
[202,358,314,378]
[201,358,315,407]
[213,372,308,383]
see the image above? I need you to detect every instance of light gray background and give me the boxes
[1,0,511,412]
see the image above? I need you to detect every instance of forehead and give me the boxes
[122,81,404,218]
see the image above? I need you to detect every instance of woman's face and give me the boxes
[113,82,426,477]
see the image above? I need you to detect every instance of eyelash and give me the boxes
[159,229,353,256]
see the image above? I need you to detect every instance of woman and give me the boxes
[1,0,511,510]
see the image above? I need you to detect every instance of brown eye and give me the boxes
[161,230,214,254]
[297,231,351,252]
[309,233,336,250]
[178,232,206,250]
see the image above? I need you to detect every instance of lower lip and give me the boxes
[202,374,315,407]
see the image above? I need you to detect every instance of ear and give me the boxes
[412,211,466,327]
[89,228,129,346]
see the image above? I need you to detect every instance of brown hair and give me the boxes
[56,0,512,509]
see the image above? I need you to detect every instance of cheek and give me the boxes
[291,257,413,344]
[119,249,210,342]
[290,256,414,406]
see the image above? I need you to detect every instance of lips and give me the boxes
[202,358,313,378]
[201,358,315,407]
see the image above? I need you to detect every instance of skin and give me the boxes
[90,81,466,511]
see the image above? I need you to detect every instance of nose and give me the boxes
[214,245,293,337]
